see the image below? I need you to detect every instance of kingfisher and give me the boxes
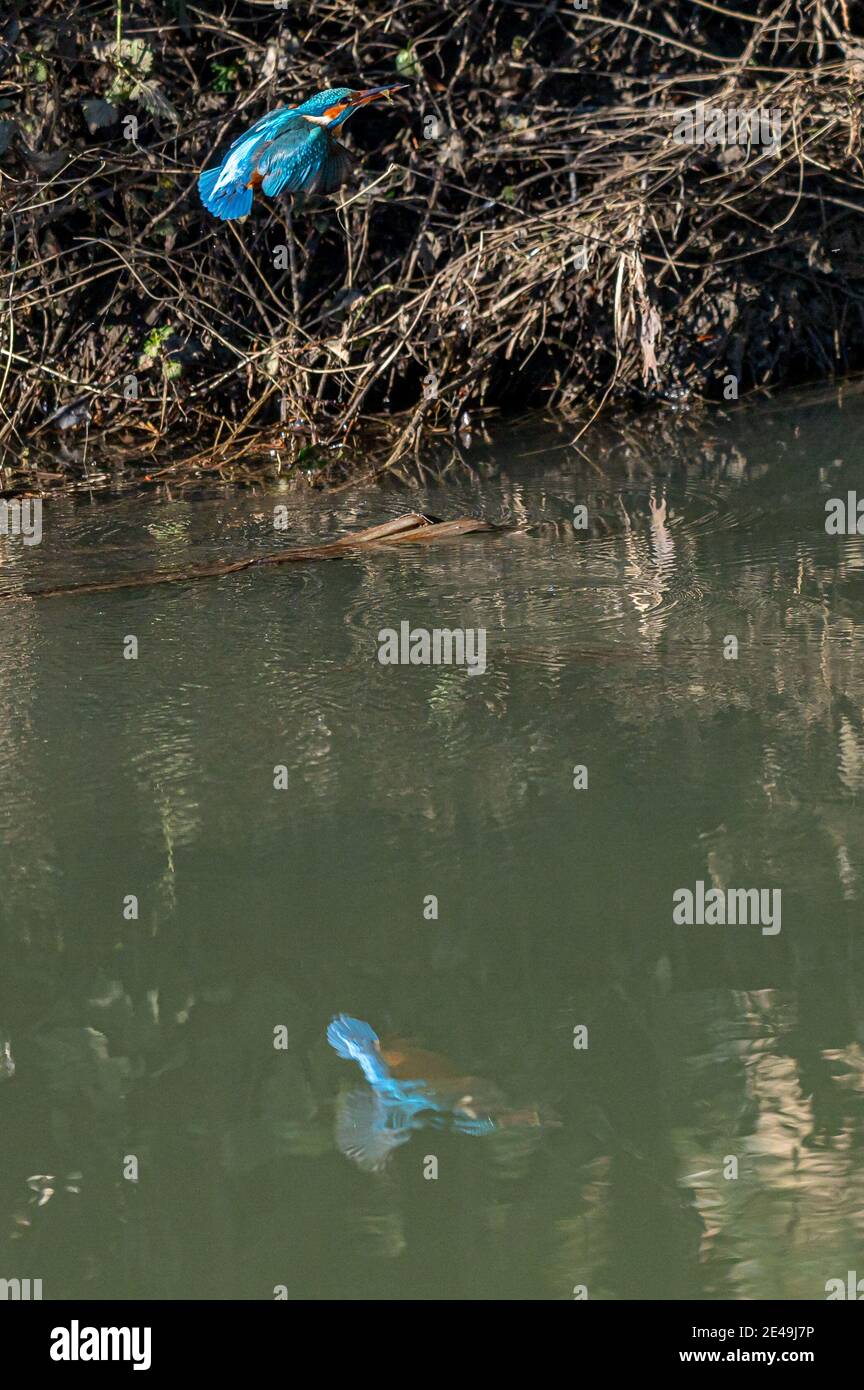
[198,84,407,221]
[327,1014,552,1171]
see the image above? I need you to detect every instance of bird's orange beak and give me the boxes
[348,84,409,109]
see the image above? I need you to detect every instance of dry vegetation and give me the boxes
[1,0,863,492]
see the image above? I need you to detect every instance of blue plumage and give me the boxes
[326,1014,393,1090]
[198,84,406,221]
[258,124,333,197]
[326,1013,380,1059]
[197,166,252,221]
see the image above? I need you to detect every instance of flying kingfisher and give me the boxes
[198,84,407,221]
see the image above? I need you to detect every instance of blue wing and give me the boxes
[310,138,356,194]
[199,105,305,220]
[327,1014,393,1089]
[259,126,355,197]
[327,1013,381,1060]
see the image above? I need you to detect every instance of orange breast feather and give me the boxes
[378,1038,460,1083]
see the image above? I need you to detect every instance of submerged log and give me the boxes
[6,513,503,602]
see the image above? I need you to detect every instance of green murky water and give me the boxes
[2,392,864,1300]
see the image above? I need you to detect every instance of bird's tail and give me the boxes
[327,1014,393,1089]
[198,165,254,222]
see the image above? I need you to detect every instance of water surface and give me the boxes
[2,393,864,1300]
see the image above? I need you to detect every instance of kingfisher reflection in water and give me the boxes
[327,1014,550,1172]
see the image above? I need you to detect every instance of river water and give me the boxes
[1,391,863,1300]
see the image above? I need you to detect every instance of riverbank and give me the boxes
[2,2,863,494]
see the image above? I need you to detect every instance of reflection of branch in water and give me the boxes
[2,514,505,602]
[155,786,177,922]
